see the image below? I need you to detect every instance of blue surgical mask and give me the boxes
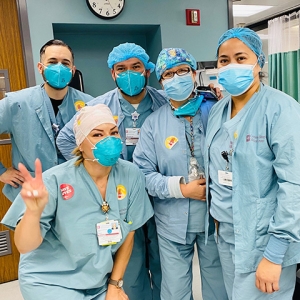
[162,73,195,101]
[43,63,72,89]
[173,95,204,117]
[88,136,123,167]
[116,70,146,96]
[218,63,257,96]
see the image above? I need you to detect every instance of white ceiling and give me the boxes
[233,0,300,27]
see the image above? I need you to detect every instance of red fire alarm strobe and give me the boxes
[186,9,200,26]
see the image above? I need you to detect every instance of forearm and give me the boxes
[0,162,7,176]
[110,231,134,281]
[14,209,43,253]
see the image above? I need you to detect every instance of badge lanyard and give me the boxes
[101,199,110,220]
[41,86,60,136]
[221,149,234,171]
[97,196,122,246]
[218,150,233,187]
[131,111,140,128]
[186,118,204,181]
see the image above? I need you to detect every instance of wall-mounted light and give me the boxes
[186,9,200,26]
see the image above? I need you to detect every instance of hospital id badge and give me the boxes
[96,220,122,246]
[125,128,140,145]
[218,170,233,187]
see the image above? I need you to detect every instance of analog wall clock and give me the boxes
[86,0,125,19]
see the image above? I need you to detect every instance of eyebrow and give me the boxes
[91,126,117,132]
[115,62,142,68]
[47,57,72,63]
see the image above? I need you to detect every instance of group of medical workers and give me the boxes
[1,26,300,300]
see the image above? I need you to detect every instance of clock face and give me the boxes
[86,0,125,19]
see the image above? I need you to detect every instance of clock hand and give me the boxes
[106,0,114,9]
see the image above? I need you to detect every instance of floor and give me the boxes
[0,249,203,300]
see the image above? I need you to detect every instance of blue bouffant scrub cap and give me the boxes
[155,48,197,80]
[107,42,155,73]
[217,28,266,68]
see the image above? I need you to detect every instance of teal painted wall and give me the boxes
[26,0,228,96]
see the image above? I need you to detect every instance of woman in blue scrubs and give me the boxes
[206,28,300,299]
[2,104,153,300]
[133,48,227,300]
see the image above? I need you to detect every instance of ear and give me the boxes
[159,80,164,90]
[145,70,151,78]
[37,62,44,75]
[72,65,76,77]
[191,70,197,80]
[111,69,116,81]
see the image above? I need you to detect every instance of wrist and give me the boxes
[108,278,123,289]
[24,208,43,219]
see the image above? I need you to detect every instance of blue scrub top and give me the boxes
[209,98,255,223]
[1,158,153,291]
[119,91,153,161]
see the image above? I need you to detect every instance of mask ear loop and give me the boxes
[76,127,99,162]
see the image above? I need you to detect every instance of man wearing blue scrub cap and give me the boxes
[57,42,166,300]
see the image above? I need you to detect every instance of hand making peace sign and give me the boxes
[18,159,49,213]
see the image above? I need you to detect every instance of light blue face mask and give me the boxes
[90,136,123,167]
[173,95,204,117]
[162,73,194,101]
[218,63,257,96]
[43,63,72,89]
[116,70,146,96]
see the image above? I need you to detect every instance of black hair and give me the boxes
[39,39,74,62]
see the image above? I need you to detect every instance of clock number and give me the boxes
[118,3,121,8]
[113,9,116,14]
[92,2,96,8]
[99,8,102,13]
[106,10,110,16]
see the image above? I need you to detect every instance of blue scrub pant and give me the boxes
[216,222,297,300]
[123,216,162,300]
[20,280,106,300]
[158,231,227,300]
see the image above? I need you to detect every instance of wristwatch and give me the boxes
[108,278,124,289]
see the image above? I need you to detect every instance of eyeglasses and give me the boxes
[161,67,191,80]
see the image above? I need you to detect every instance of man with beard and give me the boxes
[56,43,166,300]
[0,39,93,202]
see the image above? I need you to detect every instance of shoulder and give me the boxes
[144,103,170,124]
[42,159,77,180]
[87,88,119,106]
[261,85,298,107]
[114,159,143,181]
[209,94,230,117]
[5,85,41,103]
[67,87,93,100]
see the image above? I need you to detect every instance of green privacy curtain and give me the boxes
[268,11,300,102]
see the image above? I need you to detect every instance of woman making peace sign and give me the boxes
[2,104,153,300]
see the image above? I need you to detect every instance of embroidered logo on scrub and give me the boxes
[60,184,74,200]
[117,185,127,200]
[165,136,178,149]
[113,116,118,124]
[74,100,85,111]
[246,134,266,143]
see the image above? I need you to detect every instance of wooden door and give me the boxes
[0,0,27,283]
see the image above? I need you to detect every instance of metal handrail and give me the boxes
[0,139,11,145]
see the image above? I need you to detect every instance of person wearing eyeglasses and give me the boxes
[133,48,227,300]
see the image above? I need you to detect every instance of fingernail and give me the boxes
[27,191,32,197]
[33,190,38,197]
